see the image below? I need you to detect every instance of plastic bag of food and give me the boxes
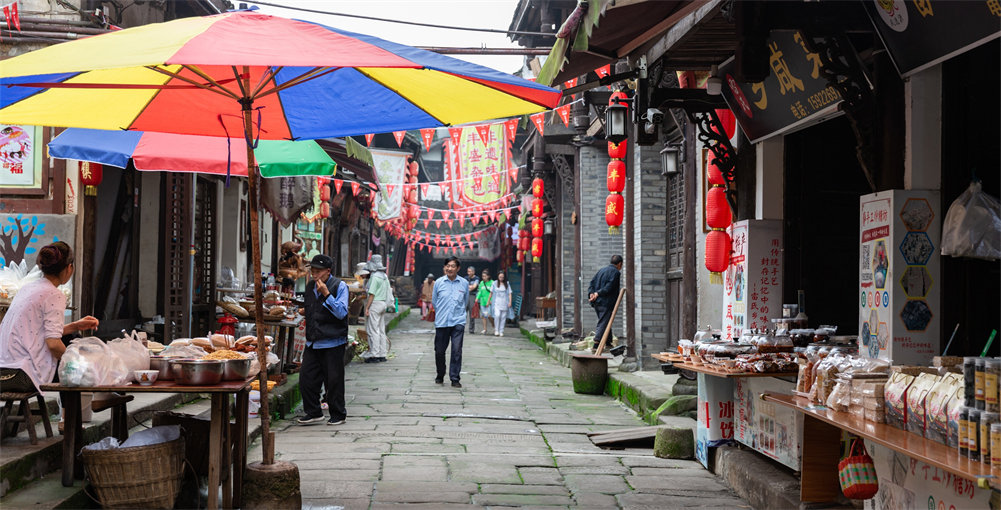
[58,337,130,386]
[159,343,209,359]
[120,425,180,448]
[941,180,1001,260]
[826,376,852,412]
[108,337,151,382]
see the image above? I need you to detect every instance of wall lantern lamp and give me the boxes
[659,144,681,176]
[604,101,629,144]
[543,218,554,235]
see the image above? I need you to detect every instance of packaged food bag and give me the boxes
[884,371,915,430]
[941,180,1001,260]
[59,337,130,387]
[906,373,942,436]
[107,337,151,382]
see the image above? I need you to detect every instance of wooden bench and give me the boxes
[0,391,54,445]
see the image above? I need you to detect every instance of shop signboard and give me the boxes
[864,442,991,510]
[859,190,940,366]
[863,0,1001,78]
[734,377,802,469]
[722,219,783,341]
[718,30,844,143]
[695,373,734,468]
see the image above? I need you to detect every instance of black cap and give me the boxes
[308,254,333,269]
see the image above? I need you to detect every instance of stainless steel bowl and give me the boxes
[221,357,253,380]
[169,359,224,386]
[149,356,178,381]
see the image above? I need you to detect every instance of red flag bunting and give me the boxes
[446,219,453,228]
[422,218,430,228]
[556,104,571,127]
[434,219,442,228]
[530,113,545,136]
[420,183,429,197]
[364,133,375,146]
[458,214,465,227]
[504,118,519,141]
[464,233,471,243]
[420,128,435,152]
[333,179,343,194]
[595,64,611,78]
[386,184,395,196]
[563,77,578,90]
[475,124,491,146]
[351,181,360,196]
[393,130,406,147]
[448,127,463,145]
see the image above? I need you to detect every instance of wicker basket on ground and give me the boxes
[81,436,185,509]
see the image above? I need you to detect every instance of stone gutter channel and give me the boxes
[518,324,819,510]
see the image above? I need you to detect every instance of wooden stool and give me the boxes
[0,391,54,445]
[91,394,134,442]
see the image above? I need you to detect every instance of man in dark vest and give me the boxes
[297,254,350,425]
[588,254,623,352]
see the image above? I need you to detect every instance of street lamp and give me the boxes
[604,102,629,144]
[659,144,680,176]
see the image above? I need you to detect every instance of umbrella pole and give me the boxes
[243,98,275,465]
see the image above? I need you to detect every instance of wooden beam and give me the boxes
[644,0,725,65]
[617,0,712,58]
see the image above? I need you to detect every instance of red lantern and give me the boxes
[408,160,419,178]
[531,237,543,259]
[707,152,726,186]
[319,183,331,202]
[605,192,623,228]
[532,177,544,198]
[705,230,731,282]
[607,160,625,193]
[531,218,544,238]
[320,201,331,219]
[607,141,627,159]
[706,186,732,229]
[610,90,629,106]
[519,228,529,240]
[532,198,545,218]
[516,250,525,263]
[520,236,530,251]
[80,162,103,196]
[409,174,418,185]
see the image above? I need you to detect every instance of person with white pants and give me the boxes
[489,271,512,336]
[364,255,390,362]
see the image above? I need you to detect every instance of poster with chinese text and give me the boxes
[445,124,509,209]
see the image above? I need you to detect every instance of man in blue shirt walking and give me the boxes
[431,256,469,388]
[297,254,350,425]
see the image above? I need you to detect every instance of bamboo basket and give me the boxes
[81,436,185,509]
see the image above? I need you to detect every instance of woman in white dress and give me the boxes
[488,271,512,336]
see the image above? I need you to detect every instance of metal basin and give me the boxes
[169,359,224,386]
[221,357,253,380]
[149,356,179,381]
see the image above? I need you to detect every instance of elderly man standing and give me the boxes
[588,254,623,352]
[432,257,469,388]
[364,254,390,363]
[297,254,349,425]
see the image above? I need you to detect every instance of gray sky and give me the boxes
[246,1,528,73]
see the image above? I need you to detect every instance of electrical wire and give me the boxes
[247,0,556,37]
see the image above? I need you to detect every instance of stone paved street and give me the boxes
[250,314,749,509]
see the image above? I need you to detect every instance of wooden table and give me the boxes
[762,392,1001,501]
[41,379,252,510]
[652,353,798,379]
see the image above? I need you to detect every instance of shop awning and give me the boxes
[536,0,731,86]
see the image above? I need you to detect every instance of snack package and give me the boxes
[107,336,151,382]
[826,376,852,412]
[58,337,130,386]
[906,373,942,436]
[885,371,916,430]
[926,374,962,443]
[946,387,965,448]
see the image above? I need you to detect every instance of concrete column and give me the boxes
[755,137,785,220]
[904,65,942,191]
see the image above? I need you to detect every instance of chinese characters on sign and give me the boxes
[723,220,784,341]
[0,124,35,187]
[719,30,846,143]
[445,124,510,209]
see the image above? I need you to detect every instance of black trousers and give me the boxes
[300,343,346,421]
[594,302,614,344]
[434,324,465,382]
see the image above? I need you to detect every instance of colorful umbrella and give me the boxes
[48,128,337,178]
[0,11,560,138]
[0,10,560,480]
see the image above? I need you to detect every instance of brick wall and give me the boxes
[631,145,669,369]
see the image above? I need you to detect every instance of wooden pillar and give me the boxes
[624,127,636,357]
[680,121,697,338]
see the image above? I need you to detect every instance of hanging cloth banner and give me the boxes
[530,112,546,136]
[371,148,409,220]
[420,128,435,152]
[1,2,21,34]
[261,176,314,226]
[444,123,511,210]
[556,104,571,127]
[477,226,502,261]
[392,130,406,147]
[364,133,374,146]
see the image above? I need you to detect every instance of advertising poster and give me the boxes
[695,373,734,468]
[864,442,991,510]
[859,190,940,365]
[722,220,783,340]
[734,377,802,469]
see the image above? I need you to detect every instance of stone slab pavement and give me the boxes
[248,314,750,509]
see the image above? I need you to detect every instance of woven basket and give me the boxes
[838,438,879,500]
[81,436,185,509]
